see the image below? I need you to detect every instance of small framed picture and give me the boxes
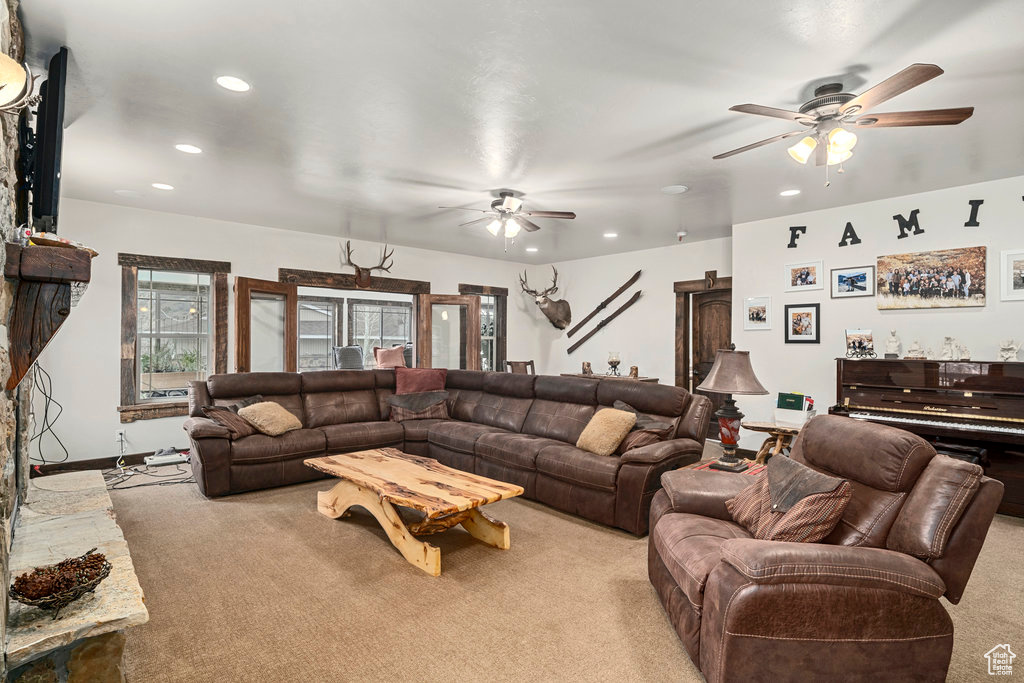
[743,296,772,330]
[785,303,820,344]
[1000,249,1024,301]
[785,260,824,292]
[831,265,875,298]
[845,329,875,357]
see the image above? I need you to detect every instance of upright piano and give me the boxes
[830,358,1024,516]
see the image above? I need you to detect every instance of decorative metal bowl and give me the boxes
[8,548,112,619]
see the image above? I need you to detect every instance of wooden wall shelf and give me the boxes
[4,243,93,390]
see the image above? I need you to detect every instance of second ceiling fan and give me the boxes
[712,63,974,176]
[440,191,576,239]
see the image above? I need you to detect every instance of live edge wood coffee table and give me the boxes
[305,448,524,576]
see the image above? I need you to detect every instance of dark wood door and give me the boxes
[692,289,732,440]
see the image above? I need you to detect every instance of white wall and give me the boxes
[33,199,543,462]
[732,175,1024,446]
[528,237,733,383]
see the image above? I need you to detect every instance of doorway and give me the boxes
[674,271,732,441]
[416,294,481,370]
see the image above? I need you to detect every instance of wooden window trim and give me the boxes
[673,270,732,389]
[459,283,507,371]
[415,294,481,370]
[235,277,298,373]
[119,256,229,422]
[278,267,430,294]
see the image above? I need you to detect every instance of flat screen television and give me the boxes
[19,47,67,232]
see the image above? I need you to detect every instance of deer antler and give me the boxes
[371,245,394,273]
[519,271,540,297]
[340,240,356,268]
[541,266,559,296]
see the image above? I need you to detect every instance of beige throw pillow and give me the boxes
[238,401,302,436]
[576,408,637,456]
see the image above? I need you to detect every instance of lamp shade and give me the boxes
[696,349,768,395]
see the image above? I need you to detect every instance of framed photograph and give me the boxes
[785,260,823,292]
[743,296,772,330]
[784,303,820,344]
[831,265,875,298]
[845,329,875,357]
[1000,249,1024,301]
[876,246,986,310]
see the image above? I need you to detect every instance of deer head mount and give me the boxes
[519,266,572,330]
[340,240,394,288]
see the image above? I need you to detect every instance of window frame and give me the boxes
[458,283,507,371]
[118,253,230,423]
[346,297,415,369]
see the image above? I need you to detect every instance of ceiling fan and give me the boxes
[439,191,576,239]
[712,64,974,179]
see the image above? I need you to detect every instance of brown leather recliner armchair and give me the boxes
[648,415,1003,682]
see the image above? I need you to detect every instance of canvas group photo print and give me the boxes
[876,246,986,310]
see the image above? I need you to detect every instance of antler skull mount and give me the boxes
[340,240,394,288]
[519,266,572,330]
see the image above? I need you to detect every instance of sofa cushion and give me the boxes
[472,393,534,432]
[230,428,326,465]
[401,419,446,442]
[395,367,447,394]
[388,391,450,422]
[535,442,624,491]
[522,399,595,444]
[576,408,636,456]
[597,381,689,423]
[476,432,566,470]
[318,421,404,453]
[238,401,303,436]
[300,370,376,394]
[208,372,300,399]
[428,421,509,455]
[483,371,537,398]
[652,512,752,608]
[303,388,380,427]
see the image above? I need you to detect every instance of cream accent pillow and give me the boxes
[576,408,637,456]
[238,401,302,436]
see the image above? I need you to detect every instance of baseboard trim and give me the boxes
[30,450,186,478]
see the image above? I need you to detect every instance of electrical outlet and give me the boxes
[115,430,126,443]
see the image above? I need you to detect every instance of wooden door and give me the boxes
[415,294,481,370]
[692,289,732,440]
[235,277,297,372]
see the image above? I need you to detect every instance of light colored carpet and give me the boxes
[109,474,1023,682]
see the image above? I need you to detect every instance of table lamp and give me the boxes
[696,346,768,472]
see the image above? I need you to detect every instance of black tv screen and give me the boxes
[32,47,68,229]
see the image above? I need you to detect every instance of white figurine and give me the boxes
[998,339,1021,362]
[885,330,901,356]
[923,347,935,360]
[939,337,956,360]
[956,341,970,360]
[906,339,924,357]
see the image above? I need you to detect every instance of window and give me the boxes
[297,295,341,371]
[348,299,414,369]
[137,270,211,400]
[119,254,230,422]
[459,284,507,371]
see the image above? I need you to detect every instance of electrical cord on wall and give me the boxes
[29,363,69,465]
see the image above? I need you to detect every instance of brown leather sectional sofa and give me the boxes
[648,415,1003,682]
[185,369,711,535]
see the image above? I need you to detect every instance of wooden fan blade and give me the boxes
[523,211,576,219]
[459,216,494,227]
[712,130,805,160]
[518,218,542,232]
[839,63,944,115]
[438,206,488,212]
[854,107,974,127]
[729,104,813,122]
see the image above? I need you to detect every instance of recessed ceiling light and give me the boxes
[603,232,618,238]
[216,75,250,92]
[175,143,202,154]
[779,189,801,197]
[525,247,538,253]
[114,189,141,198]
[660,185,689,195]
[151,183,174,191]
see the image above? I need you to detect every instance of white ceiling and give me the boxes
[21,0,1024,263]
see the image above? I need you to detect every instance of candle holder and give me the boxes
[607,351,621,376]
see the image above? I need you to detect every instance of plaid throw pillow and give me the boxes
[616,428,666,454]
[387,391,451,423]
[726,456,852,543]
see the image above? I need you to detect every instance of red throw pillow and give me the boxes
[395,367,447,394]
[374,345,407,369]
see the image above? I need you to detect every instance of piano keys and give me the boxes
[829,358,1024,517]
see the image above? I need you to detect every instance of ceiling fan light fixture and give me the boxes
[486,219,503,236]
[501,195,523,213]
[828,127,858,153]
[787,136,817,164]
[505,219,522,239]
[827,148,853,166]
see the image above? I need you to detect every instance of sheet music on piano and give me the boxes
[829,358,1024,517]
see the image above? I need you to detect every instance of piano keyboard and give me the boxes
[848,412,1024,436]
